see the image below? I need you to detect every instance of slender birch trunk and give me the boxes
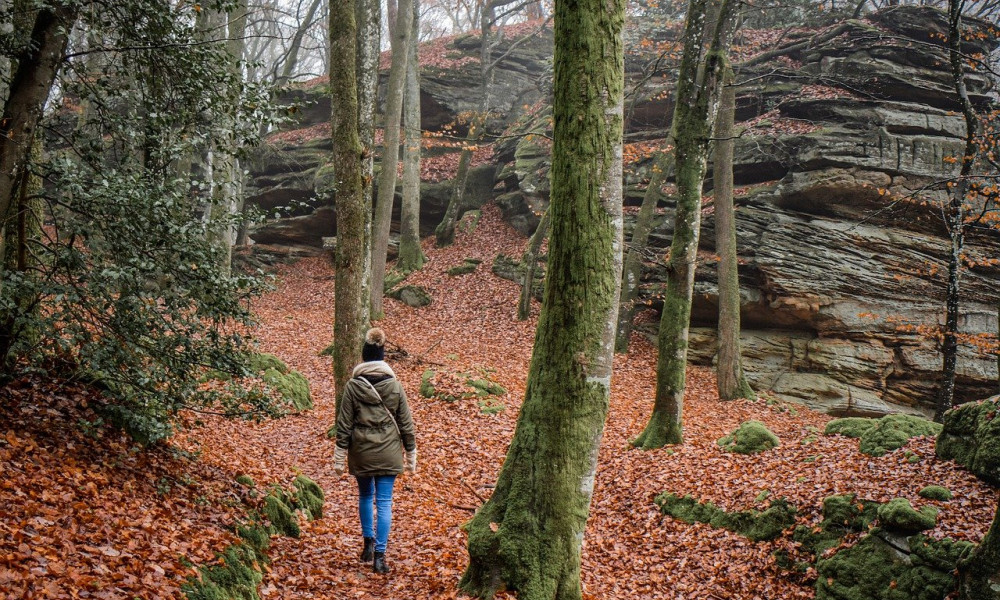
[370,0,414,318]
[714,64,754,400]
[356,0,380,327]
[397,0,425,272]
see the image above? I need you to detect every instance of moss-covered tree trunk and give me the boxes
[458,0,624,598]
[633,0,737,449]
[331,0,367,406]
[396,0,425,272]
[369,0,414,318]
[517,209,549,321]
[356,0,380,327]
[713,64,754,401]
[959,500,1000,600]
[614,146,674,353]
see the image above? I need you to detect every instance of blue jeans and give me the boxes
[356,475,396,553]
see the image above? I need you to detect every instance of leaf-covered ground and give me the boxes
[2,203,997,599]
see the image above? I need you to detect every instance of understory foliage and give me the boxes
[0,0,280,444]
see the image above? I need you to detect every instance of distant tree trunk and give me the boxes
[386,0,398,39]
[935,0,980,422]
[396,0,425,273]
[517,209,549,321]
[0,4,78,249]
[633,0,738,449]
[459,0,624,597]
[277,0,323,85]
[435,2,495,247]
[356,0,380,327]
[958,500,1000,600]
[714,64,754,401]
[369,0,414,318]
[331,0,367,405]
[615,146,674,353]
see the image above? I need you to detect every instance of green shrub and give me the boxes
[718,420,780,454]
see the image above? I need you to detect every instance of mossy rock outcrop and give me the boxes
[183,544,264,600]
[918,485,952,501]
[655,493,797,541]
[293,475,325,520]
[388,284,432,308]
[936,396,1000,486]
[247,353,288,375]
[447,258,481,276]
[262,368,313,412]
[718,420,780,454]
[826,414,941,457]
[816,531,973,600]
[877,498,938,533]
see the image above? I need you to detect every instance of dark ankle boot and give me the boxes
[361,537,375,562]
[373,551,390,574]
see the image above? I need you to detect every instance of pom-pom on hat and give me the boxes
[362,327,386,362]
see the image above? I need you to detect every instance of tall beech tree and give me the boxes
[397,0,425,272]
[713,64,754,401]
[370,0,414,318]
[331,0,368,404]
[633,0,738,449]
[356,0,381,326]
[459,0,624,596]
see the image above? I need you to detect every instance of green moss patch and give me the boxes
[447,258,481,276]
[247,353,288,375]
[918,486,952,501]
[292,475,325,520]
[262,492,300,538]
[827,414,941,457]
[467,378,507,397]
[877,498,937,533]
[384,269,410,293]
[419,368,507,405]
[655,493,796,541]
[420,369,437,398]
[235,474,255,487]
[477,398,506,415]
[936,397,1000,486]
[262,369,312,412]
[182,543,264,600]
[718,420,780,454]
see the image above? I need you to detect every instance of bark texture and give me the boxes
[396,0,425,273]
[713,65,754,401]
[458,0,624,597]
[634,0,737,449]
[331,0,367,406]
[355,0,380,327]
[370,0,414,318]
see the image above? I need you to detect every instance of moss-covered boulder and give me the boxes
[247,353,288,375]
[262,368,313,411]
[235,474,255,487]
[420,369,437,398]
[877,498,938,533]
[183,544,264,600]
[718,420,780,454]
[293,475,325,520]
[262,492,300,538]
[388,284,432,308]
[825,417,878,438]
[936,397,1000,486]
[447,258,481,276]
[815,531,972,600]
[828,414,941,457]
[655,493,797,541]
[858,415,941,457]
[918,486,952,501]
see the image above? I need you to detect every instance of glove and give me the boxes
[404,448,417,474]
[334,446,348,476]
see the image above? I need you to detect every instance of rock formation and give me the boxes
[247,6,1000,417]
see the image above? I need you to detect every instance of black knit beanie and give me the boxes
[361,327,386,362]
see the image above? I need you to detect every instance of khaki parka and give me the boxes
[335,365,416,477]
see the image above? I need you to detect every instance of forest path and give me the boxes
[194,204,996,600]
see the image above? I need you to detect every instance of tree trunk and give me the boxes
[459,0,624,597]
[369,0,414,319]
[331,0,368,406]
[396,0,425,273]
[277,0,323,85]
[935,0,980,422]
[615,146,674,353]
[517,209,549,321]
[633,0,737,449]
[435,2,495,247]
[958,500,1000,600]
[0,4,78,241]
[356,0,380,328]
[713,64,754,401]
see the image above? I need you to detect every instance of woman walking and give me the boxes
[333,327,417,574]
